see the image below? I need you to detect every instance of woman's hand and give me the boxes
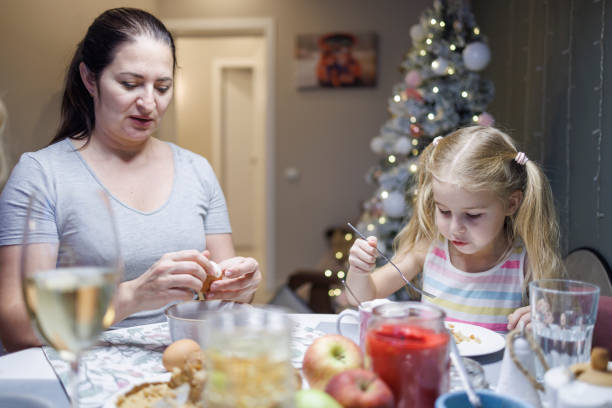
[207,256,261,303]
[507,305,532,331]
[348,237,378,275]
[115,249,212,319]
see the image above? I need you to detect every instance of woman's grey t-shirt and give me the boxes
[0,139,231,327]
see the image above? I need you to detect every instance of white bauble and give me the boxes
[370,136,385,154]
[394,136,412,155]
[410,24,426,42]
[431,58,449,75]
[382,191,406,218]
[462,42,491,71]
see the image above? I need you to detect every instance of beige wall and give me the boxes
[1,0,431,291]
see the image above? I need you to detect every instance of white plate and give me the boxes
[102,374,171,408]
[0,394,53,408]
[445,321,505,357]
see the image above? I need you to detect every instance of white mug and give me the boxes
[336,298,392,349]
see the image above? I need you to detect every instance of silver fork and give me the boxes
[347,222,436,300]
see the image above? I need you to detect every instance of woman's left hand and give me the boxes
[208,256,261,303]
[507,305,531,331]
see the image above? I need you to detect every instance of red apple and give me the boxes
[302,334,364,390]
[325,368,394,408]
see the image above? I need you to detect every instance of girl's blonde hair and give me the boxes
[394,126,564,292]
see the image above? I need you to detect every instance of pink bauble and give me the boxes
[404,70,422,88]
[478,112,495,127]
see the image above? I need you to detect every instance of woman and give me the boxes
[0,8,261,352]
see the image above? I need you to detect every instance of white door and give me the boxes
[172,36,269,300]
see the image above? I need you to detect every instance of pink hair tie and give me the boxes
[432,136,443,146]
[515,152,529,165]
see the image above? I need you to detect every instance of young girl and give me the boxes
[347,126,564,332]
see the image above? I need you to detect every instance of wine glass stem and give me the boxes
[69,356,81,408]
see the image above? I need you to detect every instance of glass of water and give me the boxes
[530,279,600,381]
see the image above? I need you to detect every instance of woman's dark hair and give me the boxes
[50,8,176,145]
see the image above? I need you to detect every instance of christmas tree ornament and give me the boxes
[405,88,424,102]
[404,69,422,88]
[410,24,426,43]
[462,41,491,71]
[410,123,423,138]
[370,136,385,154]
[394,136,412,155]
[478,112,495,127]
[453,20,463,32]
[382,191,406,218]
[431,57,449,75]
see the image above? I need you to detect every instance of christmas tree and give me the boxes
[354,0,494,300]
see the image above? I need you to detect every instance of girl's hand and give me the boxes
[121,249,212,314]
[348,237,378,274]
[507,305,532,331]
[207,256,261,303]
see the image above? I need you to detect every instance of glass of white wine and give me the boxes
[21,189,122,407]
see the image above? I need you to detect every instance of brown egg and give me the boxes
[162,339,202,372]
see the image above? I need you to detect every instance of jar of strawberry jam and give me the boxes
[365,302,450,408]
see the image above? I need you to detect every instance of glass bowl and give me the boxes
[164,300,252,345]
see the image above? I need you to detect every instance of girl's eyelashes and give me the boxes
[437,208,450,216]
[437,207,482,219]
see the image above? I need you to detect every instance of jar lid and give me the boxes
[571,348,612,388]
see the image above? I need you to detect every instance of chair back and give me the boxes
[564,248,612,297]
[593,295,612,351]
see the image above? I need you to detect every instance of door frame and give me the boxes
[165,18,276,290]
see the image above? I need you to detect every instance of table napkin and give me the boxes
[43,319,326,407]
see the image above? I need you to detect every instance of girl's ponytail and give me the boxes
[514,160,565,288]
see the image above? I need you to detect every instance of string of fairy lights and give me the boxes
[564,0,574,253]
[538,0,550,161]
[594,0,606,239]
[325,232,354,298]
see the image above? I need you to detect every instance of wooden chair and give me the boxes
[287,269,341,314]
[563,248,612,296]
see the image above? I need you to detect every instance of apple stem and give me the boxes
[359,378,375,392]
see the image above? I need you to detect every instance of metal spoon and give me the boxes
[347,223,436,299]
[449,335,482,408]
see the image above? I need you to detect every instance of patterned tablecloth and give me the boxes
[43,319,326,408]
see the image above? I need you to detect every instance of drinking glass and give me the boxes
[365,302,450,408]
[530,279,600,381]
[202,306,295,408]
[21,190,122,407]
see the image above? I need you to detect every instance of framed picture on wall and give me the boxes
[295,31,378,89]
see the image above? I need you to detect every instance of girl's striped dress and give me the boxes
[421,238,525,333]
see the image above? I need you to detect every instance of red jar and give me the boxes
[365,302,450,408]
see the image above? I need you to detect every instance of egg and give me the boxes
[162,339,202,372]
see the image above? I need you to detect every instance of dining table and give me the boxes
[0,313,503,408]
